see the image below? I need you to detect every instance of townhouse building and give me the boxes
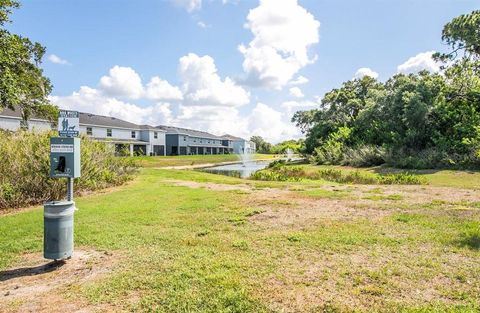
[0,108,256,156]
[159,126,234,155]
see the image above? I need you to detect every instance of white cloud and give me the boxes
[178,53,250,107]
[354,67,379,79]
[397,51,441,74]
[281,99,318,118]
[289,87,304,98]
[98,66,183,101]
[248,103,301,143]
[145,76,183,101]
[239,0,320,89]
[197,21,209,29]
[290,75,309,85]
[171,0,201,12]
[99,66,144,99]
[48,54,69,65]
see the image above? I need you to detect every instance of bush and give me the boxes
[341,145,386,167]
[317,168,425,185]
[250,163,304,182]
[0,130,138,210]
[385,147,480,170]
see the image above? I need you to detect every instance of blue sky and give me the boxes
[8,0,479,142]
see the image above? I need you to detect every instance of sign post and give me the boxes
[44,110,81,261]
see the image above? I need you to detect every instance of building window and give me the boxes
[131,131,136,138]
[107,129,112,137]
[184,136,186,141]
[86,127,93,136]
[154,132,158,139]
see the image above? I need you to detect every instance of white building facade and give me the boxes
[0,108,255,157]
[0,109,166,156]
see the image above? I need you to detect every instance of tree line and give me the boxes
[293,10,480,169]
[249,136,304,154]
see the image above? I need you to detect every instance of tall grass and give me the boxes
[0,130,138,210]
[251,163,425,185]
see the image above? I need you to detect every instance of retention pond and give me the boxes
[198,160,272,178]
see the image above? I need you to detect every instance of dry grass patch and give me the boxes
[259,245,480,312]
[0,249,121,313]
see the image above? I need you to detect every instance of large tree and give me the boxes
[0,0,55,123]
[435,10,480,61]
[250,135,272,154]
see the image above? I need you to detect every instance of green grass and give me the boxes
[1,168,480,312]
[299,164,480,188]
[130,153,277,168]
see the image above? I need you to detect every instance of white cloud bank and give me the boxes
[48,54,70,65]
[239,0,320,89]
[354,67,379,79]
[50,53,300,143]
[397,51,441,74]
[98,65,183,101]
[178,53,250,107]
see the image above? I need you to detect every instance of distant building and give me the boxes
[222,134,256,154]
[159,126,232,155]
[0,108,166,156]
[0,108,255,156]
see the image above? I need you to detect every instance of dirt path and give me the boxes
[0,249,120,313]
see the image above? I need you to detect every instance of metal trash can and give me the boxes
[44,200,75,260]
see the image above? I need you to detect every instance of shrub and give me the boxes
[311,127,352,165]
[386,147,480,170]
[341,145,386,167]
[317,168,425,185]
[0,130,138,210]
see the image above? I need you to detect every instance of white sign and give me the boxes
[58,110,79,137]
[51,144,74,153]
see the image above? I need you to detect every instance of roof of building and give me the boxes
[79,112,141,129]
[0,108,47,120]
[158,125,224,140]
[222,134,245,141]
[0,108,166,131]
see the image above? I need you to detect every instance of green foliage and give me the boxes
[0,130,138,210]
[0,0,19,26]
[341,145,386,167]
[317,168,426,185]
[311,127,352,164]
[249,135,272,154]
[435,10,480,61]
[253,163,425,185]
[295,11,480,170]
[249,135,304,155]
[271,138,304,154]
[0,0,56,121]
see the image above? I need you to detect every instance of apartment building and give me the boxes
[159,126,234,155]
[0,108,166,156]
[0,108,256,156]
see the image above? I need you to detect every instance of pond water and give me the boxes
[198,160,272,178]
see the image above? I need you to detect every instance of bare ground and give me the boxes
[0,249,120,313]
[170,179,480,228]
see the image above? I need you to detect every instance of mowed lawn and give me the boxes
[1,163,480,312]
[131,153,278,168]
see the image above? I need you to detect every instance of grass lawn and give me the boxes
[130,153,278,168]
[1,166,480,312]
